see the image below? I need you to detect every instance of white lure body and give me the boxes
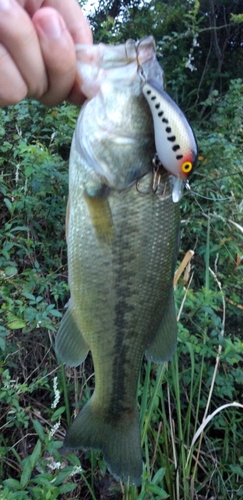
[142,79,198,180]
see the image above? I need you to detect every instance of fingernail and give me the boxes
[37,14,64,40]
[0,0,10,11]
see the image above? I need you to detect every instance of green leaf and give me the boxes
[145,484,169,497]
[4,198,14,215]
[0,326,8,335]
[10,226,29,232]
[22,293,36,301]
[230,464,243,478]
[29,440,42,469]
[20,457,32,488]
[20,441,42,487]
[51,407,66,420]
[53,467,74,486]
[3,478,22,490]
[35,296,43,304]
[0,125,5,136]
[59,483,77,494]
[152,467,166,484]
[31,474,53,485]
[7,318,26,330]
[0,336,6,351]
[4,266,18,277]
[49,309,62,318]
[32,419,45,442]
[14,491,32,499]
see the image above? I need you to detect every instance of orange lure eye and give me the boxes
[181,161,193,175]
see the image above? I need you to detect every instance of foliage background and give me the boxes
[0,0,243,498]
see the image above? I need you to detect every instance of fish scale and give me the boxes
[55,36,184,485]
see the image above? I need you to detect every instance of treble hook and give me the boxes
[136,155,168,198]
[151,155,168,198]
[136,177,151,195]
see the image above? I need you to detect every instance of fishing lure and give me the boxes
[141,79,198,179]
[141,77,198,202]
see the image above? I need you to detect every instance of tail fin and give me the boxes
[64,398,143,485]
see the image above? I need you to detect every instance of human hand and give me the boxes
[0,0,93,106]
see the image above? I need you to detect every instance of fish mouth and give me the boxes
[75,36,164,100]
[75,36,157,69]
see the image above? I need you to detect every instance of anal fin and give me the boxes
[145,291,177,363]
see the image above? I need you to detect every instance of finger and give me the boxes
[33,8,78,106]
[35,0,93,104]
[31,0,93,44]
[66,79,87,106]
[20,0,93,46]
[29,0,93,105]
[0,45,28,106]
[0,0,48,103]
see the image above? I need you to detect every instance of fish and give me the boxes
[55,36,181,486]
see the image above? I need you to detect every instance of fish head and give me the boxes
[73,38,165,191]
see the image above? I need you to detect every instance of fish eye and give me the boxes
[182,161,193,174]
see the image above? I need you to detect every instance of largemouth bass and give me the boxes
[56,36,180,485]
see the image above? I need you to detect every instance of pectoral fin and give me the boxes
[145,291,177,363]
[55,301,89,367]
[85,192,113,244]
